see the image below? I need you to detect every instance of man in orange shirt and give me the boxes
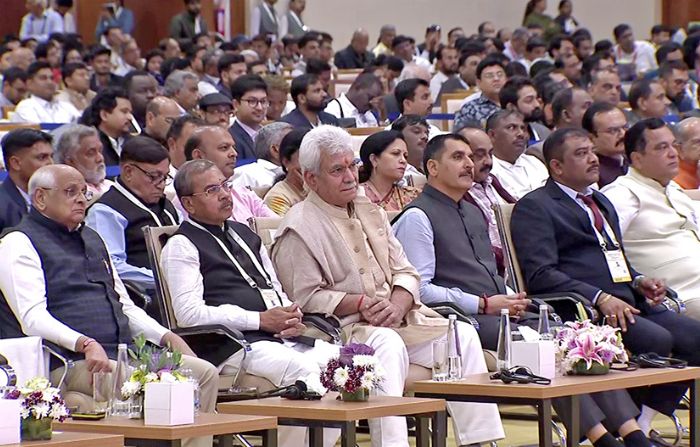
[674,117,700,189]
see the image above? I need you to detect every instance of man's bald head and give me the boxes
[11,47,35,71]
[676,117,700,142]
[675,117,700,165]
[145,96,182,142]
[351,29,370,54]
[30,164,88,230]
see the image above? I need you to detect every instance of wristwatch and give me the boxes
[0,354,17,387]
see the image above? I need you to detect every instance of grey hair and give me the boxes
[163,70,199,97]
[254,122,292,160]
[174,159,217,199]
[299,125,353,175]
[54,124,98,163]
[675,117,700,142]
[511,27,530,41]
[28,166,57,196]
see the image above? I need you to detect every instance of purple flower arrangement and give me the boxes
[556,320,628,373]
[320,343,385,394]
[3,377,68,422]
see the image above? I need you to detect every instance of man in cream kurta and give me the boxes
[602,118,700,318]
[272,125,504,447]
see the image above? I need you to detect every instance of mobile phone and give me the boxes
[71,411,107,420]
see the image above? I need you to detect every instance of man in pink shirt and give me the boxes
[175,126,275,225]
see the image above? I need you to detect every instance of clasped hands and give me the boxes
[598,277,666,332]
[260,303,306,339]
[359,288,414,328]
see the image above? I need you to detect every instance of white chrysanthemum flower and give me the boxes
[159,372,177,384]
[352,355,377,368]
[373,364,386,380]
[121,381,141,398]
[34,402,50,418]
[41,387,59,402]
[20,408,30,419]
[360,371,376,390]
[49,405,68,420]
[144,372,159,383]
[333,367,349,388]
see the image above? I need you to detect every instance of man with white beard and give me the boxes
[54,125,112,201]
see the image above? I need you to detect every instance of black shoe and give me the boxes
[648,429,674,447]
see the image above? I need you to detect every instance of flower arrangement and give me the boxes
[320,343,385,401]
[555,320,628,375]
[3,377,69,441]
[120,334,187,399]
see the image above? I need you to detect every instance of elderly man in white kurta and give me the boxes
[602,118,700,318]
[272,125,504,447]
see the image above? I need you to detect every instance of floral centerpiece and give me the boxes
[555,320,628,375]
[119,335,188,411]
[3,377,68,441]
[320,343,385,402]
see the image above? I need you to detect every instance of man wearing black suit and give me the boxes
[281,74,339,128]
[0,128,54,233]
[512,127,700,438]
[334,29,375,69]
[228,75,268,160]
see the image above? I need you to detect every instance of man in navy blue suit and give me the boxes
[512,127,700,438]
[228,74,268,160]
[0,128,54,234]
[281,74,339,129]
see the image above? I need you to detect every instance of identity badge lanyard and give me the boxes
[591,214,632,283]
[113,182,177,227]
[188,220,282,310]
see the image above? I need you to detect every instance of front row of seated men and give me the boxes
[0,122,699,447]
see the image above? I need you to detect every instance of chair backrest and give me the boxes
[335,68,362,81]
[346,126,385,136]
[248,216,283,251]
[330,79,353,98]
[493,203,526,292]
[405,174,427,190]
[143,225,180,330]
[0,336,46,385]
[440,90,473,115]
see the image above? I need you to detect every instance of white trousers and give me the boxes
[222,339,341,447]
[361,322,505,447]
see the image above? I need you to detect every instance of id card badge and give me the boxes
[604,250,632,283]
[259,289,281,309]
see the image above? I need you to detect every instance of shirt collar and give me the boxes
[236,119,261,139]
[338,93,359,116]
[18,186,31,208]
[307,190,356,219]
[554,180,594,200]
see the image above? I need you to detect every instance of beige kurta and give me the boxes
[272,190,447,346]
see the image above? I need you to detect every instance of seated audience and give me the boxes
[56,62,95,112]
[291,32,321,77]
[272,125,504,447]
[264,128,309,216]
[264,74,292,121]
[124,70,159,130]
[0,164,217,426]
[359,130,419,211]
[658,60,693,115]
[169,0,208,47]
[229,74,269,160]
[13,61,80,123]
[80,87,133,166]
[582,102,630,187]
[216,53,247,100]
[429,45,459,101]
[324,73,383,128]
[499,76,550,145]
[232,122,292,189]
[0,67,28,107]
[0,128,54,233]
[161,159,340,447]
[437,42,486,98]
[19,0,63,43]
[627,79,671,125]
[393,78,441,138]
[94,0,135,41]
[54,124,112,199]
[181,125,276,224]
[164,70,200,115]
[391,114,430,185]
[393,133,653,447]
[552,86,594,129]
[142,96,182,146]
[487,110,548,199]
[454,56,506,129]
[512,127,700,438]
[372,24,396,57]
[89,46,123,93]
[613,24,658,77]
[164,114,205,200]
[673,117,700,189]
[281,74,339,128]
[334,29,374,69]
[86,137,180,291]
[199,92,233,128]
[602,118,700,316]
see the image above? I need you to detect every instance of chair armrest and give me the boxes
[122,280,152,310]
[425,302,480,330]
[663,287,686,313]
[42,344,73,389]
[302,313,342,344]
[173,324,250,351]
[529,293,598,323]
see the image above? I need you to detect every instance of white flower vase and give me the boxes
[144,382,194,426]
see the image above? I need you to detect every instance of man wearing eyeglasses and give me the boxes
[229,74,269,160]
[453,56,507,130]
[141,96,182,146]
[86,136,180,297]
[199,93,233,129]
[582,102,630,188]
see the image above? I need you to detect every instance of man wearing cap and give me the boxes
[392,35,431,70]
[199,93,233,128]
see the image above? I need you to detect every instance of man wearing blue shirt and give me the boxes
[19,0,64,43]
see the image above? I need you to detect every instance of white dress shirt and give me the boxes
[324,93,379,128]
[490,153,548,199]
[0,230,168,352]
[231,159,283,189]
[12,95,81,124]
[429,71,451,101]
[614,41,658,74]
[160,226,292,331]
